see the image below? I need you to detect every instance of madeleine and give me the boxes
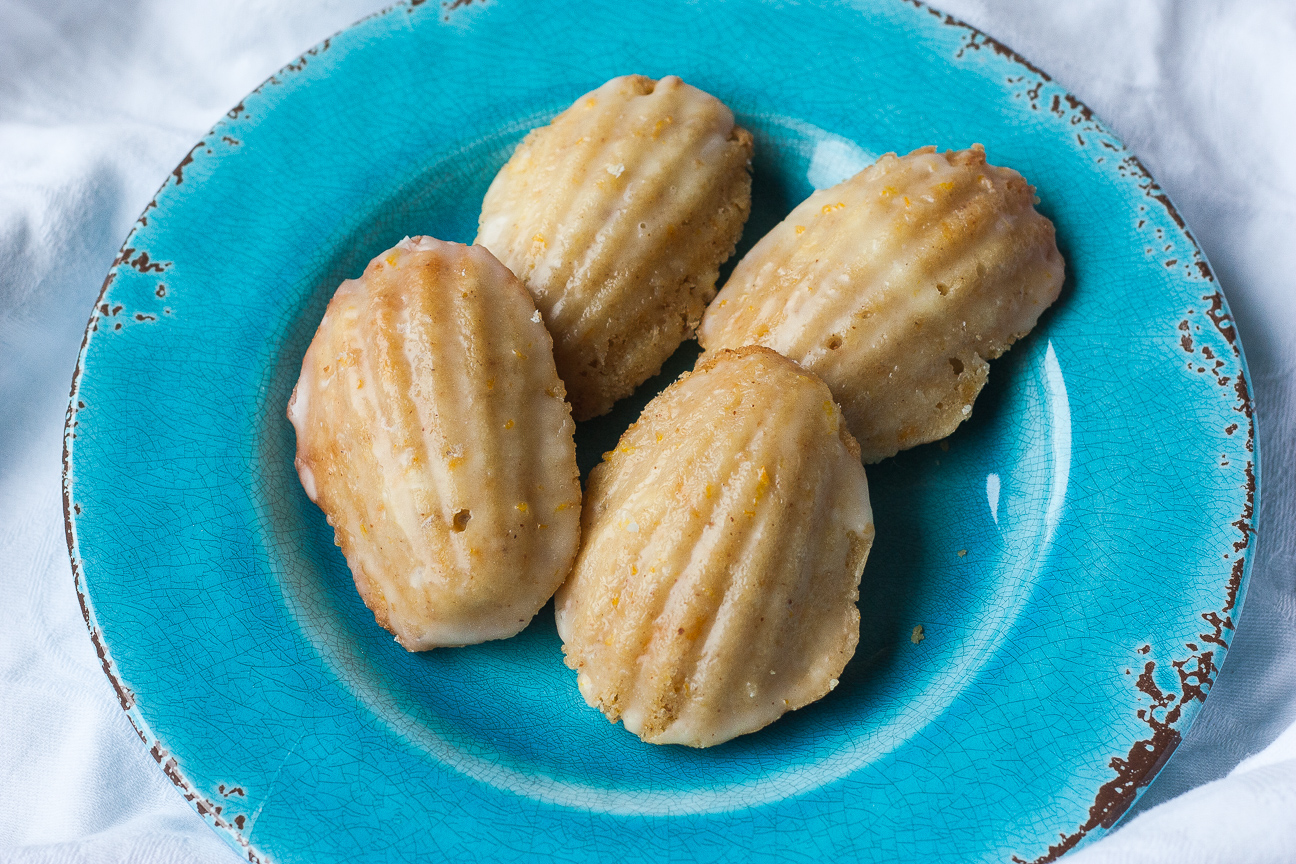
[478,74,753,420]
[288,237,581,650]
[556,347,873,747]
[700,145,1065,462]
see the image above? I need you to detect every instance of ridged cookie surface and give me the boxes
[477,74,753,420]
[288,237,581,650]
[555,347,874,747]
[699,145,1065,462]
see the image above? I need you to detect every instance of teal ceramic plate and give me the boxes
[63,1,1258,862]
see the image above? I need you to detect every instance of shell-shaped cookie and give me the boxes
[477,74,754,420]
[699,145,1065,462]
[555,347,874,747]
[288,237,581,650]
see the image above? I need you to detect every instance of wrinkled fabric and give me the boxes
[0,1,1292,861]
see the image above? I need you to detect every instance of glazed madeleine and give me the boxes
[288,237,581,650]
[477,74,753,420]
[556,347,874,747]
[699,145,1065,462]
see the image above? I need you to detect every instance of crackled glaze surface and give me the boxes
[64,2,1256,863]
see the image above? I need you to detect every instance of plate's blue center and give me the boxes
[259,114,1070,815]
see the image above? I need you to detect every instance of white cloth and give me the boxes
[1,1,1292,861]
